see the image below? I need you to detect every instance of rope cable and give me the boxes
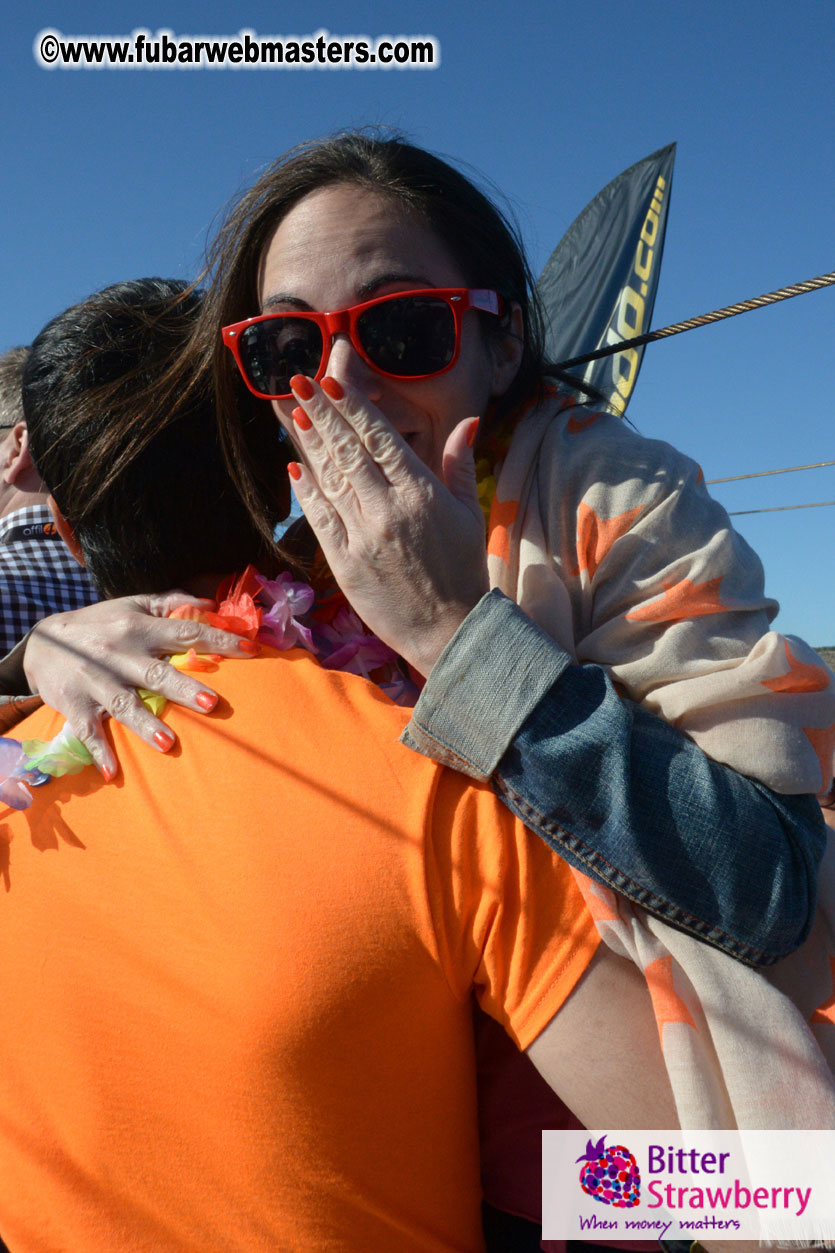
[706,459,835,484]
[728,501,835,516]
[555,271,835,370]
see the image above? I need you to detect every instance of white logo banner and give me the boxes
[543,1130,835,1243]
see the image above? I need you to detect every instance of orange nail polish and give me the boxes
[195,691,217,712]
[290,375,315,400]
[467,418,480,448]
[238,639,261,656]
[321,376,344,400]
[287,461,302,481]
[292,406,312,431]
[154,730,175,752]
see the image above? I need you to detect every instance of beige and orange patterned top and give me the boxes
[484,392,834,795]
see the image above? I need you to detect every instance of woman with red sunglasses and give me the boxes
[204,134,829,959]
[9,136,835,1184]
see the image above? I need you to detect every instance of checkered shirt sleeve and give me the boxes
[0,506,99,654]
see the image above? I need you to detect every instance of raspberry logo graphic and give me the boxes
[576,1135,640,1207]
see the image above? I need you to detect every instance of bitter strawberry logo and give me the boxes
[576,1135,641,1208]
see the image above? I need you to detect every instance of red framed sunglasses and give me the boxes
[221,287,504,400]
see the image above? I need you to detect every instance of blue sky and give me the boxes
[2,0,833,643]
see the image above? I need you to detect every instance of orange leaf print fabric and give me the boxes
[644,955,698,1045]
[573,501,643,579]
[487,497,519,566]
[763,640,832,695]
[625,576,726,624]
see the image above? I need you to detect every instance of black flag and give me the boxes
[538,143,675,414]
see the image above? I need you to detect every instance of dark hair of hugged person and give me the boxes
[21,278,285,599]
[189,130,584,543]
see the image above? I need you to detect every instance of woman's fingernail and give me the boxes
[290,375,315,400]
[292,406,312,431]
[466,417,480,448]
[195,691,217,712]
[287,461,302,482]
[238,639,261,656]
[153,730,175,753]
[101,761,116,783]
[321,376,344,400]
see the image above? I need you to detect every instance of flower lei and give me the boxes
[0,565,418,812]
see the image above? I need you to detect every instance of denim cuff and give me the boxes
[400,589,572,780]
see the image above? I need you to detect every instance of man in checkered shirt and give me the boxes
[0,346,98,654]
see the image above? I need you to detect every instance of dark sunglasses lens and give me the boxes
[357,297,456,377]
[239,318,323,396]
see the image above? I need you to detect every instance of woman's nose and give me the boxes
[324,334,383,402]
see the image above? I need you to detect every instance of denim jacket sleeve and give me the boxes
[401,590,827,967]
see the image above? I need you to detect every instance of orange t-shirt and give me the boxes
[0,648,597,1252]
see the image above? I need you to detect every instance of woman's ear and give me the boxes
[489,303,524,399]
[47,495,87,567]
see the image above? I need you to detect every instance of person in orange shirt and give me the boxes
[0,278,684,1252]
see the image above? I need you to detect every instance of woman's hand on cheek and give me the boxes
[287,375,488,677]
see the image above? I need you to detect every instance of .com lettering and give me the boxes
[35,28,439,70]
